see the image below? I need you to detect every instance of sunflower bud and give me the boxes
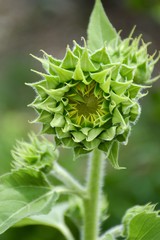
[12,133,59,173]
[28,35,159,167]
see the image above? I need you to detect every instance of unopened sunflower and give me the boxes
[28,36,159,167]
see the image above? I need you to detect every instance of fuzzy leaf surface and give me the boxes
[87,0,119,51]
[123,204,160,240]
[126,212,160,239]
[0,169,58,234]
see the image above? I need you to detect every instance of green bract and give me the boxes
[28,35,159,167]
[12,133,59,173]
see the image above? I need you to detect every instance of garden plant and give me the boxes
[0,0,160,239]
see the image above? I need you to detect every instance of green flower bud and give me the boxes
[28,36,159,166]
[12,133,59,173]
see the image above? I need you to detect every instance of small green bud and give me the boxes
[12,133,59,173]
[28,34,159,167]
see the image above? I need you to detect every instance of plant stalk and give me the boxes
[50,162,86,198]
[82,148,105,240]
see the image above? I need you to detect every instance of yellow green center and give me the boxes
[66,82,106,126]
[76,93,99,117]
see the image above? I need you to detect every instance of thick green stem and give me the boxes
[82,148,105,240]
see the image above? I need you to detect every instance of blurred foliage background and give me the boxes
[0,0,160,239]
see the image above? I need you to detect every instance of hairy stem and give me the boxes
[50,162,86,198]
[82,148,105,240]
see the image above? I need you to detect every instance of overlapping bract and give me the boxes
[28,35,159,167]
[12,133,59,173]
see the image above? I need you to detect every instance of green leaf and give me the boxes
[87,0,119,51]
[0,169,58,235]
[122,204,160,240]
[15,202,75,240]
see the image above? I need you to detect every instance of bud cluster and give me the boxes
[12,133,59,173]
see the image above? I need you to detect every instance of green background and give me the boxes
[0,0,160,239]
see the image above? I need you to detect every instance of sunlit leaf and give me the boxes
[122,204,160,240]
[87,0,119,51]
[0,169,58,234]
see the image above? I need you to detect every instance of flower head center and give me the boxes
[66,82,106,126]
[76,92,99,117]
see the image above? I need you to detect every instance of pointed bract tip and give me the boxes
[81,37,87,48]
[128,25,136,39]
